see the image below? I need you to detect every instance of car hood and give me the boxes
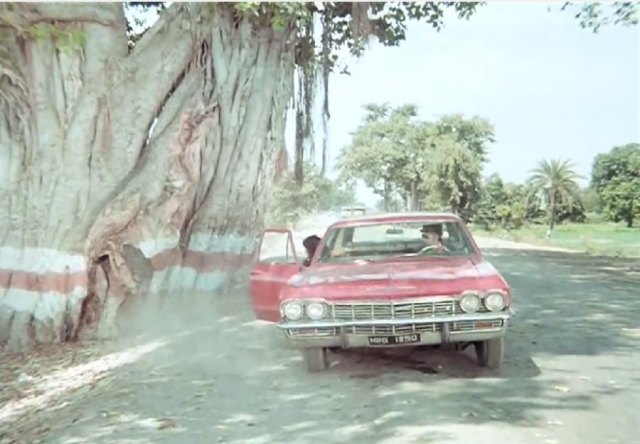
[286,257,501,300]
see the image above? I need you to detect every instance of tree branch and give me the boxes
[12,3,125,28]
[110,3,199,169]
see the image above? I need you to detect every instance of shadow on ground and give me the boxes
[485,248,640,357]
[2,248,639,444]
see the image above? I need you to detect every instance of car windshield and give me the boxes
[317,220,476,264]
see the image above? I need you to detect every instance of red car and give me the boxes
[250,212,513,372]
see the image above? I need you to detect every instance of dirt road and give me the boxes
[1,218,639,444]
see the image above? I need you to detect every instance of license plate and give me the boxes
[367,334,421,346]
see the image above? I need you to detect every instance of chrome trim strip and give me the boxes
[277,312,511,330]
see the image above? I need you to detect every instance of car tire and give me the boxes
[474,338,504,369]
[301,347,328,372]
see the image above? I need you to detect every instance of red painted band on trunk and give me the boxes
[0,269,88,294]
[0,250,255,293]
[150,248,254,272]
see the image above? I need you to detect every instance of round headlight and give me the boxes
[484,292,506,312]
[460,293,481,313]
[306,302,327,320]
[282,301,304,320]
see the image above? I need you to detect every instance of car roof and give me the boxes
[330,211,461,228]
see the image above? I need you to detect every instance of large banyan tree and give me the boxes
[0,1,635,350]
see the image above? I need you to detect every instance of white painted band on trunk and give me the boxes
[188,233,256,254]
[148,265,250,293]
[0,288,85,317]
[0,247,86,274]
[136,237,181,258]
[137,233,256,258]
[149,267,228,293]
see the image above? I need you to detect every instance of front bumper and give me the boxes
[277,312,512,349]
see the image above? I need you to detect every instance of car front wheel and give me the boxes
[301,347,328,372]
[474,338,504,369]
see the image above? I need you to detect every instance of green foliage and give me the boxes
[591,143,640,227]
[337,103,416,208]
[337,103,494,219]
[475,169,586,232]
[266,163,356,226]
[562,2,639,32]
[578,187,601,214]
[526,159,583,234]
[472,221,640,258]
[232,2,311,31]
[474,174,527,230]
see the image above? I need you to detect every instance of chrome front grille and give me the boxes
[286,320,504,337]
[331,299,488,321]
[287,327,338,337]
[283,299,499,338]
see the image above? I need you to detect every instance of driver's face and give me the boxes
[422,232,439,245]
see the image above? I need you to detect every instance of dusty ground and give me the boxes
[1,216,639,444]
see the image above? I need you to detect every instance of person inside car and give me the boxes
[302,235,321,267]
[419,224,450,254]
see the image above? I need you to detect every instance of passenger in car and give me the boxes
[302,235,321,267]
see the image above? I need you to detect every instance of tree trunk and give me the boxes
[625,202,634,228]
[0,4,294,350]
[547,192,556,238]
[410,181,418,211]
[383,180,391,212]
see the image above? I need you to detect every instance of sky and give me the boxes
[284,2,640,206]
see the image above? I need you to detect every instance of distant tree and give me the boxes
[578,187,602,214]
[556,198,587,224]
[337,103,420,211]
[474,174,526,230]
[431,114,494,161]
[527,159,582,237]
[338,105,493,218]
[591,143,640,227]
[374,194,404,212]
[422,115,494,221]
[267,163,355,225]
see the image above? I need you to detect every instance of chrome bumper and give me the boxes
[277,312,512,349]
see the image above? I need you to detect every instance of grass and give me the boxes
[470,222,640,258]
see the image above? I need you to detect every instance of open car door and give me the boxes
[250,228,300,322]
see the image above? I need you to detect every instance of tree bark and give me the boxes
[0,4,295,350]
[383,179,391,212]
[547,191,556,238]
[625,201,634,228]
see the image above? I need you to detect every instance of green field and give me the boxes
[471,222,640,258]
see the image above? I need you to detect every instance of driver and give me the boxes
[419,224,450,254]
[302,235,321,267]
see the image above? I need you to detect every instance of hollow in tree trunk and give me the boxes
[0,4,295,350]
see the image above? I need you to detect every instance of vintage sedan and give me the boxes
[249,212,513,372]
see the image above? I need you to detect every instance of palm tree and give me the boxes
[527,159,582,238]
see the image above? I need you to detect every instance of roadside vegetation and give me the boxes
[471,221,640,258]
[273,102,638,258]
[265,163,358,226]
